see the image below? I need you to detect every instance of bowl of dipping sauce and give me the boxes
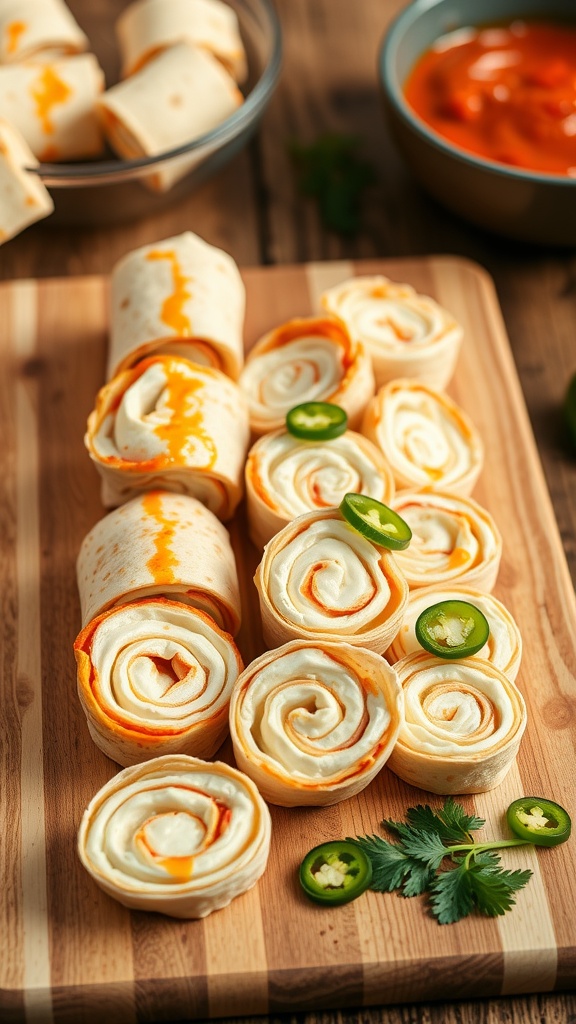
[379,0,576,245]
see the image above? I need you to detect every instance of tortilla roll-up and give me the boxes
[77,491,241,634]
[254,507,408,654]
[362,379,483,496]
[85,355,249,519]
[0,54,104,161]
[78,754,271,919]
[0,0,88,63]
[239,316,375,437]
[391,490,502,592]
[388,652,527,794]
[0,117,53,241]
[74,598,243,767]
[387,585,522,682]
[117,0,247,82]
[108,231,245,381]
[98,41,242,192]
[245,428,395,550]
[321,276,462,390]
[230,640,403,807]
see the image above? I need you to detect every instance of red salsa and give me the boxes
[404,21,576,176]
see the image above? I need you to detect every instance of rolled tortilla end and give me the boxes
[0,117,53,242]
[117,0,247,82]
[97,41,243,192]
[0,0,88,63]
[76,491,242,634]
[108,231,245,381]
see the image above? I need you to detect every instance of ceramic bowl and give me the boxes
[379,0,576,246]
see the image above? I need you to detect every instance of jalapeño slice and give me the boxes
[339,493,412,550]
[506,797,571,848]
[299,840,372,906]
[415,599,490,659]
[286,402,348,441]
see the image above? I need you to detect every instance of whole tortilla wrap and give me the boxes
[77,491,242,634]
[0,0,88,63]
[108,231,245,381]
[85,355,249,519]
[117,0,247,82]
[0,53,104,161]
[97,41,242,192]
[0,117,53,242]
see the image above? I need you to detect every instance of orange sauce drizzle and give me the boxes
[151,361,217,470]
[376,316,414,342]
[6,20,26,55]
[30,65,72,134]
[143,491,179,584]
[146,249,193,336]
[448,546,471,569]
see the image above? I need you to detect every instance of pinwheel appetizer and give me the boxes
[254,504,408,653]
[98,41,242,191]
[245,420,395,550]
[0,118,54,242]
[77,491,241,634]
[108,231,245,381]
[74,598,243,766]
[387,585,522,682]
[321,275,462,390]
[0,54,104,161]
[229,639,403,806]
[117,0,247,82]
[239,316,375,437]
[391,491,502,592]
[85,355,249,517]
[0,0,88,63]
[388,652,527,794]
[362,379,483,495]
[77,754,271,918]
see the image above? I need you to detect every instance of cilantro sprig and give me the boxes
[349,798,533,925]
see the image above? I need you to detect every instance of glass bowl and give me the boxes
[35,0,282,225]
[379,0,576,246]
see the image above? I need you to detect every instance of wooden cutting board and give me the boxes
[1,257,575,1024]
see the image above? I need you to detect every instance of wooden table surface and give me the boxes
[1,2,575,1023]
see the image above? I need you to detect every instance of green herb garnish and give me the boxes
[349,798,533,925]
[289,134,376,236]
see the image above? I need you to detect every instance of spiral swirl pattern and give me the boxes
[78,754,271,918]
[74,598,243,766]
[246,428,395,549]
[321,276,462,389]
[255,508,408,653]
[387,586,522,681]
[388,652,527,794]
[362,380,483,495]
[239,317,374,435]
[391,491,501,592]
[230,640,403,805]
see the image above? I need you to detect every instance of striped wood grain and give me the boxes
[0,258,575,1023]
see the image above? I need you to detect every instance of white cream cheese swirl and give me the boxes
[86,355,249,519]
[321,276,462,389]
[75,598,243,766]
[388,652,527,794]
[77,754,271,918]
[387,586,522,681]
[363,379,483,495]
[245,428,395,549]
[254,508,408,654]
[229,640,403,806]
[239,316,375,436]
[391,491,502,592]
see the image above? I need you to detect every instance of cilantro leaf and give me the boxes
[349,835,411,892]
[391,828,447,870]
[289,134,376,236]
[385,799,484,845]
[467,864,533,917]
[438,798,485,840]
[429,863,475,924]
[401,861,436,897]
